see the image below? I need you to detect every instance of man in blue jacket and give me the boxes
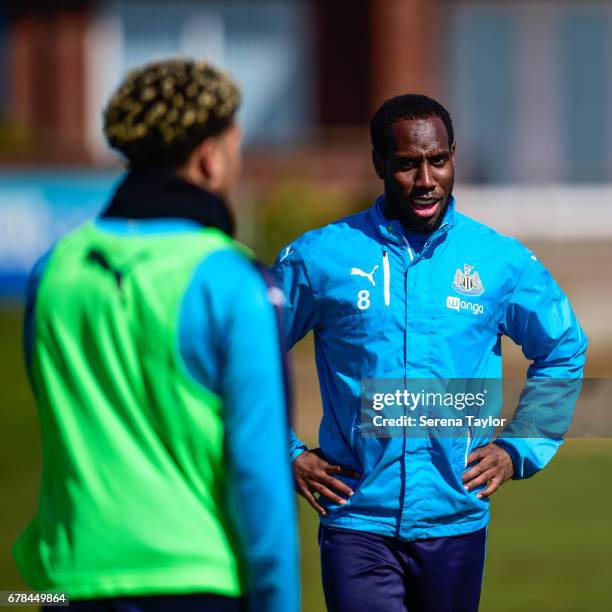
[272,94,587,612]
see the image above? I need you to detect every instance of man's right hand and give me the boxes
[293,448,361,516]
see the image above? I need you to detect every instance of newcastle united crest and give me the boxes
[452,264,485,296]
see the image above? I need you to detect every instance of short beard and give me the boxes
[384,181,453,235]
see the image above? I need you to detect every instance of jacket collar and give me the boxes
[101,168,235,237]
[370,194,456,247]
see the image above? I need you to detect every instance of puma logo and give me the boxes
[279,246,294,263]
[87,249,124,289]
[86,248,151,292]
[350,265,379,287]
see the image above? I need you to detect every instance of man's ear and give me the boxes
[450,142,456,165]
[196,138,221,180]
[372,149,385,180]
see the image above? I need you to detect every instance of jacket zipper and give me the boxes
[397,223,452,536]
[382,250,390,307]
[397,240,411,539]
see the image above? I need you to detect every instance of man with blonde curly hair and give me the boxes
[14,59,299,612]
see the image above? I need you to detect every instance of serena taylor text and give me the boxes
[371,415,507,428]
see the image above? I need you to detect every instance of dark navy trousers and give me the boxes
[319,525,487,612]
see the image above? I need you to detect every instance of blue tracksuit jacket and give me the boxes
[272,195,587,541]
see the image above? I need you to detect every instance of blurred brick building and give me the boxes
[2,0,612,185]
[0,0,444,196]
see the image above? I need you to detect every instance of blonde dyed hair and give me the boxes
[103,58,241,167]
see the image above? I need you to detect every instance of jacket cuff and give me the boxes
[289,443,308,463]
[493,439,523,479]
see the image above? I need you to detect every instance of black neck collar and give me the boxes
[101,168,235,237]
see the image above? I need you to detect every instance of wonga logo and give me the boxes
[446,295,484,316]
[446,296,460,311]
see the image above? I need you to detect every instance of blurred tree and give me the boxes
[255,181,370,264]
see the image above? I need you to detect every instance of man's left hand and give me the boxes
[462,443,514,499]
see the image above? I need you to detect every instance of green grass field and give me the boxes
[2,306,611,611]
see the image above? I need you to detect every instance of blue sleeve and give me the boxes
[271,244,317,461]
[179,250,299,612]
[23,249,54,389]
[271,244,319,350]
[497,253,588,479]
